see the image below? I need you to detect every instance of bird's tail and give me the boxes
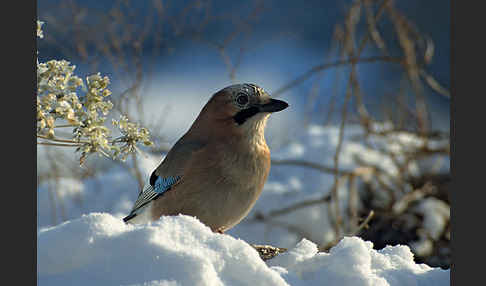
[122,213,137,223]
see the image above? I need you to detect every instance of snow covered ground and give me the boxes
[38,213,449,286]
[37,122,450,285]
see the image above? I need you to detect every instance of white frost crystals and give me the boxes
[36,20,153,164]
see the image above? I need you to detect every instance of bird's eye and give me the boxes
[236,93,249,107]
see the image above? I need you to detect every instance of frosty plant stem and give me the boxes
[36,20,153,165]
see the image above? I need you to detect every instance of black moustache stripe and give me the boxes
[233,106,260,125]
[149,170,158,186]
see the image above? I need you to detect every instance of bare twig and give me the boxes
[271,159,351,175]
[38,142,83,147]
[352,210,375,236]
[272,56,402,97]
[419,69,450,98]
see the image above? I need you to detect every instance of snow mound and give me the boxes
[268,237,449,286]
[37,213,449,286]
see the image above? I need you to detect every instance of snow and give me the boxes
[37,121,450,285]
[409,198,450,257]
[414,198,450,241]
[38,213,449,286]
[269,237,448,286]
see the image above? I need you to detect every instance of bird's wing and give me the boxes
[123,175,182,221]
[123,138,206,222]
[154,139,207,178]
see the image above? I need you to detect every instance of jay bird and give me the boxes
[123,83,288,233]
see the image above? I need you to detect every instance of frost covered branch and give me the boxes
[36,21,153,165]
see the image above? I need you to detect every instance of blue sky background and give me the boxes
[37,0,450,144]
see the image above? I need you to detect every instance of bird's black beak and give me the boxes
[259,99,289,113]
[233,98,288,125]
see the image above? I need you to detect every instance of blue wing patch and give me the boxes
[154,176,180,195]
[124,173,182,220]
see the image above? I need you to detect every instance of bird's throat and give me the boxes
[233,107,260,125]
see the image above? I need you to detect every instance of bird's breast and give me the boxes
[217,142,270,225]
[186,140,270,231]
[155,134,271,232]
[219,139,270,187]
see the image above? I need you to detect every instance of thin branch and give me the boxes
[37,142,83,147]
[131,152,145,189]
[272,56,402,97]
[356,0,391,55]
[37,134,89,144]
[351,210,375,236]
[330,70,356,238]
[419,69,450,98]
[53,124,78,128]
[258,195,331,219]
[271,159,351,175]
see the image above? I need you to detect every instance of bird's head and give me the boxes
[193,83,288,139]
[225,83,288,126]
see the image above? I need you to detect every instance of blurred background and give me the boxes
[37,0,450,268]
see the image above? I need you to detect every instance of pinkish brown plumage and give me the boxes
[123,83,288,233]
